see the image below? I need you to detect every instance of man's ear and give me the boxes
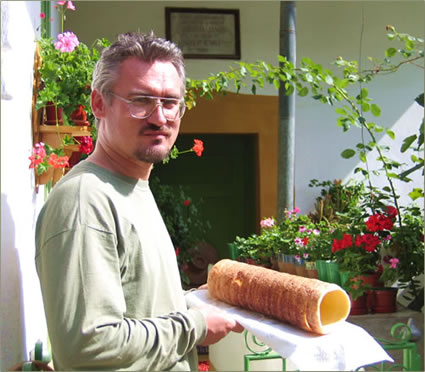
[91,89,105,119]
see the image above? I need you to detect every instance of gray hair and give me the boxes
[91,31,186,126]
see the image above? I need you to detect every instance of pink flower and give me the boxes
[260,217,275,228]
[299,226,306,233]
[29,142,47,168]
[54,31,79,52]
[40,12,46,19]
[57,1,76,10]
[389,258,399,269]
[312,229,320,235]
[292,207,301,214]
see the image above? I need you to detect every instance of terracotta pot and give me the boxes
[282,254,296,275]
[305,261,319,279]
[349,293,369,315]
[270,256,279,271]
[45,102,63,125]
[370,287,398,313]
[71,105,90,126]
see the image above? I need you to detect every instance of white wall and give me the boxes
[68,1,424,213]
[1,1,48,369]
[294,1,424,212]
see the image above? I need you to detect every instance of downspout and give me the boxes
[277,0,296,221]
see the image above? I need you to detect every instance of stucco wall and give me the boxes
[1,2,49,369]
[67,0,424,214]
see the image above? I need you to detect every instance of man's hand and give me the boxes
[198,305,244,346]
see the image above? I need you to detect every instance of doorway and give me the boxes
[151,133,258,259]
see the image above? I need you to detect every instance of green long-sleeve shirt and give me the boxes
[35,161,207,371]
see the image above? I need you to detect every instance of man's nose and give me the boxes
[146,103,168,126]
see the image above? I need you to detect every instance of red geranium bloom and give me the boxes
[184,199,190,207]
[355,234,381,252]
[192,139,204,157]
[366,213,393,232]
[385,206,398,219]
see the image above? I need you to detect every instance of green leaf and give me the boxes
[409,188,424,200]
[385,47,397,58]
[341,149,356,159]
[386,129,395,140]
[298,87,309,97]
[335,108,347,115]
[371,104,381,117]
[362,103,370,112]
[401,134,417,152]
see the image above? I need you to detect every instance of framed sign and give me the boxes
[165,7,241,60]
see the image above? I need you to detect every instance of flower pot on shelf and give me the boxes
[316,260,329,282]
[294,258,308,277]
[277,252,286,272]
[370,287,398,313]
[282,254,296,275]
[227,243,241,260]
[349,293,369,315]
[305,261,319,279]
[270,256,279,271]
[37,167,65,186]
[70,105,91,126]
[45,103,63,125]
[325,261,341,285]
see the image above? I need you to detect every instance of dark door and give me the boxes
[151,133,258,259]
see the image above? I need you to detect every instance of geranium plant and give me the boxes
[36,1,110,125]
[29,142,69,175]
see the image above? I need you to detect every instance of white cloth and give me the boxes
[186,290,393,371]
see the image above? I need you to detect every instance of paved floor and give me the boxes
[349,305,424,370]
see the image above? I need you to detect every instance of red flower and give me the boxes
[332,234,353,253]
[198,361,210,371]
[302,237,309,246]
[77,136,94,155]
[175,247,180,256]
[184,199,190,207]
[48,153,69,169]
[385,206,398,219]
[40,12,46,19]
[192,139,204,157]
[355,234,381,252]
[366,213,393,232]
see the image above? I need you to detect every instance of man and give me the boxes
[35,32,242,371]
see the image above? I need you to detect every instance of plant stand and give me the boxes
[34,125,92,187]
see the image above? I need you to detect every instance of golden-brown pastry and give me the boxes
[207,259,350,334]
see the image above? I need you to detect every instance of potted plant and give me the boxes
[35,1,110,127]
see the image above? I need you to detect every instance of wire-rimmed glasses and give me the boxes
[108,91,186,121]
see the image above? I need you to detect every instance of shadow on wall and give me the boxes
[1,194,27,369]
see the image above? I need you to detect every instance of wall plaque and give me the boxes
[165,7,241,59]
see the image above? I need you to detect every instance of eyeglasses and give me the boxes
[108,91,186,121]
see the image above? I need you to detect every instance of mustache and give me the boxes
[139,123,172,136]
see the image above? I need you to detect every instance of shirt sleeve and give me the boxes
[36,224,207,371]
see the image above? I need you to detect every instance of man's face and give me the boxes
[100,57,183,165]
